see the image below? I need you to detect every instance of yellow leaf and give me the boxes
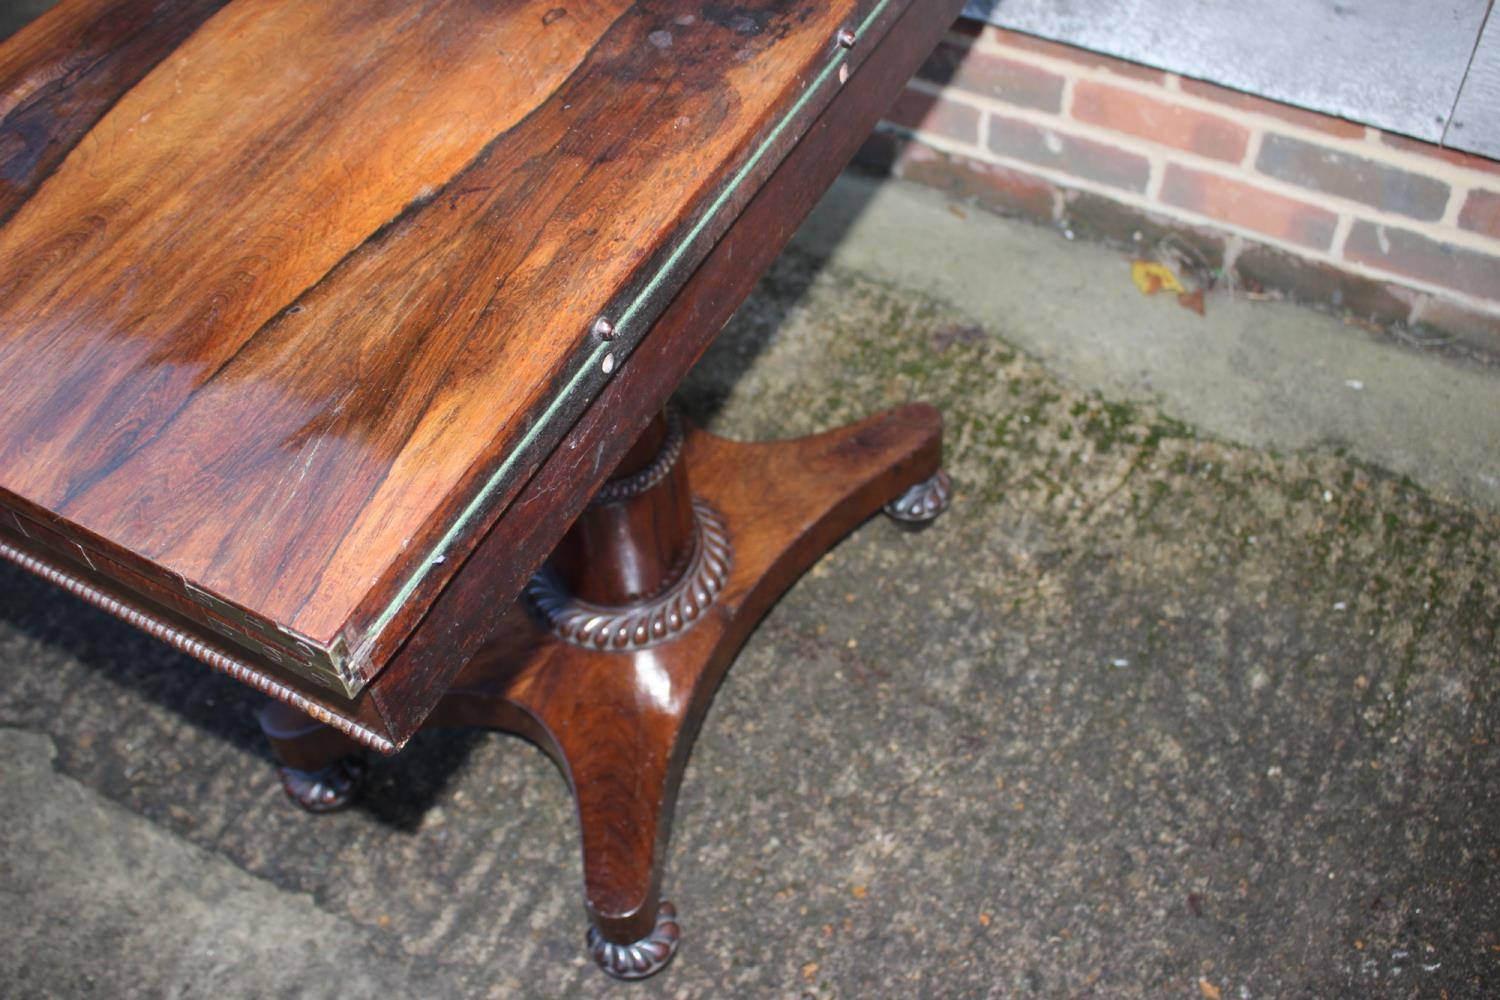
[1198,979,1223,1000]
[1131,259,1186,296]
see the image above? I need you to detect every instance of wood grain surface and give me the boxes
[0,0,935,691]
[0,0,232,223]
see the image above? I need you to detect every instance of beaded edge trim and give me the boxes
[0,538,395,754]
[525,498,731,651]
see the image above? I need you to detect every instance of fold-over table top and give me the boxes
[0,0,910,694]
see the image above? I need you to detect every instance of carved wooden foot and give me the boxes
[883,469,952,529]
[587,899,681,980]
[276,758,367,813]
[258,701,366,813]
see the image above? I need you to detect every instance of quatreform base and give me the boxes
[261,405,948,978]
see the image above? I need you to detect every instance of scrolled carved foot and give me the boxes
[587,900,681,980]
[276,757,367,813]
[883,469,952,530]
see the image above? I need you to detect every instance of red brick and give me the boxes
[1458,189,1500,240]
[1345,221,1500,301]
[894,142,1059,224]
[1232,244,1414,322]
[1256,134,1450,222]
[886,87,981,145]
[1415,298,1500,358]
[1159,164,1338,249]
[1379,133,1500,178]
[918,41,1064,112]
[1072,80,1248,163]
[984,27,1166,83]
[1059,190,1228,267]
[987,114,1151,192]
[1178,77,1365,139]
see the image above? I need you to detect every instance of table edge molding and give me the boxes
[0,534,393,752]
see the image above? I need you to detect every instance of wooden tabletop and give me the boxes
[0,0,934,698]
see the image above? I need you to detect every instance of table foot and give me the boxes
[587,899,681,980]
[276,758,367,813]
[883,469,953,530]
[258,700,366,812]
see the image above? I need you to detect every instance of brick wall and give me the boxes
[860,21,1500,355]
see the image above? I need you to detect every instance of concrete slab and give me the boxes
[794,173,1500,514]
[0,728,411,999]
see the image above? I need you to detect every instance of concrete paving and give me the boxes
[1,172,1496,999]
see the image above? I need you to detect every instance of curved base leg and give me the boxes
[431,404,944,975]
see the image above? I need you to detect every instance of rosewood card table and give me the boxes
[0,0,961,978]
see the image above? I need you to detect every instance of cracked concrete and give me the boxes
[0,728,410,999]
[1,172,1496,998]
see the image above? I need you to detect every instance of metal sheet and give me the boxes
[964,0,1491,144]
[1449,10,1500,157]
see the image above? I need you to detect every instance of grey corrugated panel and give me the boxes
[963,0,1490,145]
[1449,10,1500,157]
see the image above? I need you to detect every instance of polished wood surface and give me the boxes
[0,0,231,223]
[0,0,935,691]
[550,413,697,607]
